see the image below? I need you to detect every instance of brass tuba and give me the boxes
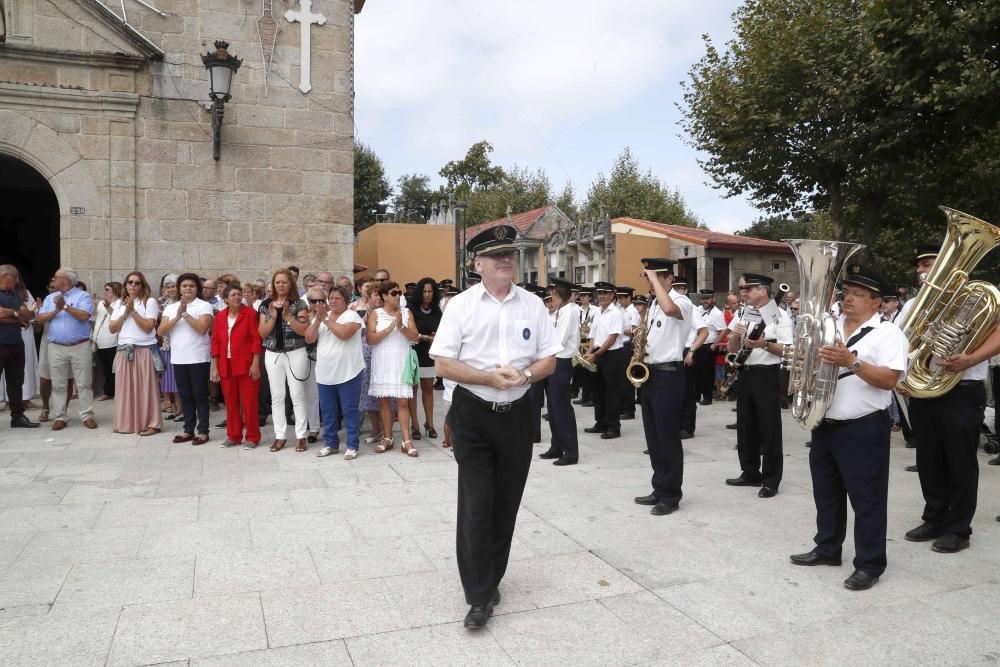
[783,239,865,430]
[897,206,1000,398]
[625,300,651,387]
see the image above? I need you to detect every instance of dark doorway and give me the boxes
[0,155,60,297]
[678,258,698,292]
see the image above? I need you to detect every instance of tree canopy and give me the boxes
[353,140,391,232]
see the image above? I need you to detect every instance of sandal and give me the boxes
[401,440,419,458]
[38,409,50,423]
[411,428,421,441]
[296,438,307,452]
[364,433,384,444]
[425,423,438,439]
[139,428,160,437]
[270,439,286,452]
[344,449,359,460]
[375,437,394,453]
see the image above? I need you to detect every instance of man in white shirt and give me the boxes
[431,224,559,630]
[674,280,707,439]
[618,286,641,420]
[582,282,626,439]
[632,259,692,515]
[696,289,726,405]
[789,264,907,591]
[572,287,597,405]
[538,276,581,466]
[725,273,793,498]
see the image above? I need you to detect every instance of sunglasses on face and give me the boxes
[308,298,325,304]
[126,280,142,286]
[387,290,402,297]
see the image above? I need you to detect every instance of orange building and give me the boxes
[354,222,457,284]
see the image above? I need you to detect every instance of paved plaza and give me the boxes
[2,395,1000,666]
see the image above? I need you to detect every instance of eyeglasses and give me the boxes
[790,307,799,311]
[387,290,402,297]
[374,278,386,282]
[308,298,325,304]
[126,280,142,286]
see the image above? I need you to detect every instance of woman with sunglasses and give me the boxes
[109,271,162,436]
[258,268,310,452]
[301,286,325,443]
[367,281,420,456]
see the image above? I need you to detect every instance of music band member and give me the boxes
[539,276,581,466]
[696,289,726,405]
[790,265,908,591]
[583,282,626,439]
[633,258,692,515]
[903,245,1000,553]
[725,273,792,498]
[572,288,596,406]
[897,245,938,457]
[675,279,708,439]
[618,286,640,420]
[431,224,559,629]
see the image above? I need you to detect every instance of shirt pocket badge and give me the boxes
[513,319,533,349]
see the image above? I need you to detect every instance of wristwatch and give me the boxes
[522,369,533,385]
[850,359,862,373]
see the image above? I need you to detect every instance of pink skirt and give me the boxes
[114,347,162,434]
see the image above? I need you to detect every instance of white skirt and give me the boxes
[0,327,40,401]
[418,366,436,380]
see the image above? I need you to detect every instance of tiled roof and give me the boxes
[612,218,793,254]
[463,206,551,240]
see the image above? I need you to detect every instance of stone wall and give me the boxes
[0,0,355,289]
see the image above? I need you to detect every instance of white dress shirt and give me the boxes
[727,302,793,366]
[685,300,707,348]
[622,303,641,343]
[826,313,909,420]
[430,283,561,403]
[552,304,581,359]
[701,305,726,345]
[645,289,692,364]
[590,304,624,351]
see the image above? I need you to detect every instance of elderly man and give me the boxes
[335,276,356,301]
[0,265,39,428]
[202,278,223,311]
[36,267,95,430]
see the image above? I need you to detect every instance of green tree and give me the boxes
[439,140,506,196]
[583,148,700,226]
[554,181,579,220]
[463,166,552,227]
[353,140,391,232]
[737,213,824,242]
[392,173,435,221]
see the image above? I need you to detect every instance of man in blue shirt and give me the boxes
[37,268,96,430]
[0,265,39,428]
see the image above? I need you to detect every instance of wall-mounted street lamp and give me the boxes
[201,41,242,161]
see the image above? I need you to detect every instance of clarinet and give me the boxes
[719,286,788,393]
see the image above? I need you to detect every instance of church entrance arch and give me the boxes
[0,155,60,297]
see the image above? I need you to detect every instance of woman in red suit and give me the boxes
[210,283,263,448]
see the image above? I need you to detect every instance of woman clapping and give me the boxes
[212,284,263,448]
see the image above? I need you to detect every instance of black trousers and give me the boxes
[621,341,636,417]
[642,366,685,504]
[681,350,698,433]
[735,365,783,488]
[0,340,25,417]
[694,345,716,402]
[911,382,985,538]
[593,347,626,432]
[810,410,890,576]
[96,346,117,397]
[258,358,272,418]
[528,381,545,443]
[543,357,578,460]
[992,367,1000,436]
[174,362,211,435]
[449,387,533,605]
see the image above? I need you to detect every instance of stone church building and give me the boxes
[0,0,361,295]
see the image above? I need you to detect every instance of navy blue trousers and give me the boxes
[735,365,783,488]
[641,367,685,504]
[174,362,210,436]
[810,410,890,575]
[543,357,578,460]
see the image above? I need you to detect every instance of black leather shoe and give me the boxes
[583,425,604,434]
[790,549,842,566]
[11,415,40,428]
[679,430,693,440]
[699,399,713,406]
[725,475,761,487]
[538,450,560,459]
[905,464,918,472]
[579,401,593,407]
[758,486,777,498]
[844,570,879,591]
[932,533,970,553]
[725,422,738,429]
[650,502,678,516]
[634,493,658,505]
[905,522,944,542]
[600,430,621,439]
[621,414,635,420]
[553,456,577,466]
[463,590,499,629]
[905,438,916,449]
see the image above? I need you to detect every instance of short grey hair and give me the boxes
[58,267,78,285]
[0,264,18,278]
[162,273,179,287]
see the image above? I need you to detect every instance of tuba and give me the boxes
[783,239,865,430]
[625,300,651,387]
[897,206,1000,398]
[572,310,597,372]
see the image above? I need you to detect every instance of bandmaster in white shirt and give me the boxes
[589,295,624,352]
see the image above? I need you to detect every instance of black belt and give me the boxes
[51,338,89,347]
[958,380,984,387]
[454,385,528,413]
[740,364,779,372]
[648,361,681,372]
[818,409,887,430]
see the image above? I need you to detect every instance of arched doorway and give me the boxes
[0,155,60,297]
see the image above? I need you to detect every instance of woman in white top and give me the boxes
[91,282,122,401]
[305,284,366,459]
[367,280,420,456]
[158,272,214,445]
[109,271,161,435]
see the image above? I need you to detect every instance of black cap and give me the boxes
[842,263,889,297]
[444,285,459,295]
[616,285,634,297]
[912,244,939,266]
[593,281,616,293]
[698,288,715,297]
[439,279,454,286]
[466,224,517,257]
[641,258,676,273]
[672,276,688,287]
[633,294,649,305]
[548,275,575,291]
[578,288,593,298]
[466,270,482,283]
[741,273,774,287]
[404,282,416,290]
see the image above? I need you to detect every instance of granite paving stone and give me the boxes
[16,525,146,565]
[193,548,321,596]
[0,602,121,666]
[139,518,252,557]
[191,640,353,666]
[94,496,200,529]
[309,534,436,584]
[346,622,515,666]
[196,490,295,521]
[381,568,535,627]
[57,555,195,605]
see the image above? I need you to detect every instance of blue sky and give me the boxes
[355,0,762,233]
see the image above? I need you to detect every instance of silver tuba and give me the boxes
[782,239,865,430]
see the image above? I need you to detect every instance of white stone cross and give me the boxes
[285,0,326,94]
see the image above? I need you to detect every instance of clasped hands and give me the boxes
[488,364,526,390]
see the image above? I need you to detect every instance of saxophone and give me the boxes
[625,301,651,387]
[897,207,1000,398]
[783,240,865,430]
[572,309,597,372]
